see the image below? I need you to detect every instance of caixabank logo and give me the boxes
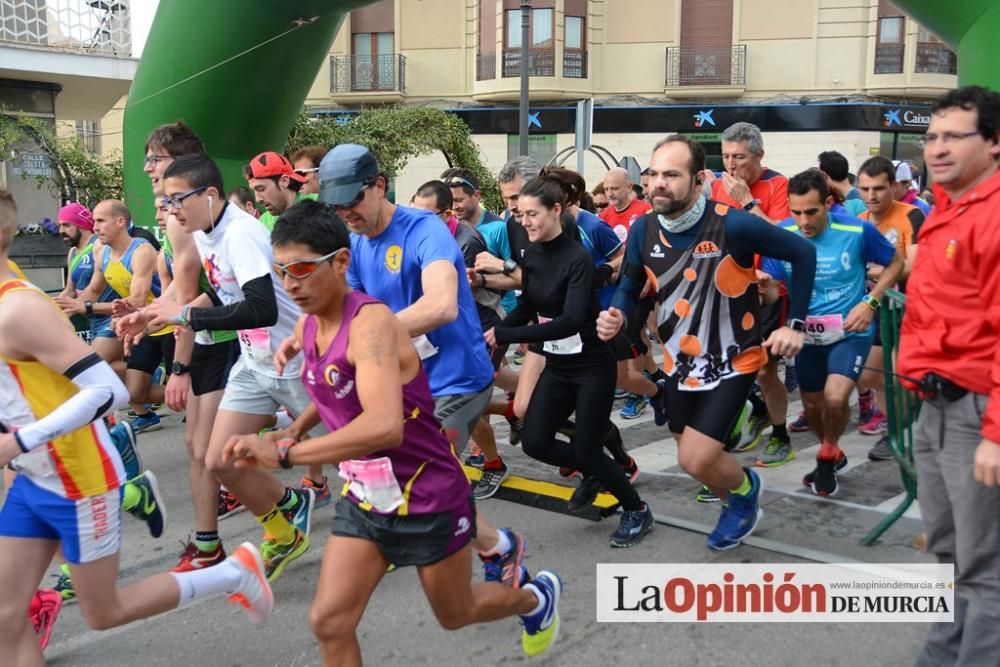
[596,563,954,623]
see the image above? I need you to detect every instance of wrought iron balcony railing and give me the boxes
[563,50,587,79]
[874,43,905,74]
[330,54,406,94]
[665,44,746,87]
[476,52,495,81]
[914,42,956,75]
[501,48,555,77]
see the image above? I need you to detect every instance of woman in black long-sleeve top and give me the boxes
[485,172,653,548]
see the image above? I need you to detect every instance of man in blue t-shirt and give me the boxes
[319,144,528,588]
[762,169,902,496]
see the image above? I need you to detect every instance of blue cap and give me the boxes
[318,144,379,206]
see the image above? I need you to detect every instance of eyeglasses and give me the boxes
[918,131,981,149]
[162,186,208,210]
[144,154,173,167]
[294,167,319,176]
[272,248,344,280]
[333,183,372,211]
[594,202,609,210]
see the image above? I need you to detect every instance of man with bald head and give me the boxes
[600,167,651,244]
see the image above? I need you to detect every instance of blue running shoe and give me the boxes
[707,468,763,551]
[152,364,166,387]
[521,571,562,657]
[650,379,668,427]
[283,488,315,535]
[610,503,654,548]
[480,528,525,588]
[110,421,141,480]
[126,471,167,538]
[129,411,162,434]
[619,394,647,419]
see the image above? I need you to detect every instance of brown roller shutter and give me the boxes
[352,0,394,33]
[878,1,902,16]
[480,0,496,50]
[565,0,587,17]
[680,0,733,48]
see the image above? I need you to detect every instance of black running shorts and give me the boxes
[126,333,175,375]
[190,339,241,396]
[664,372,756,445]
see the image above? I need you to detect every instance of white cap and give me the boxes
[892,160,913,182]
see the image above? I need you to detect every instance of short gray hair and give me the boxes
[498,155,541,184]
[722,122,764,156]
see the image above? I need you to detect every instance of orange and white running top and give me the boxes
[0,279,124,499]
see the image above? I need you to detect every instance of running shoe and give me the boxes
[226,542,274,624]
[619,394,647,419]
[480,528,525,588]
[733,415,770,453]
[707,468,763,551]
[868,435,894,461]
[694,485,720,503]
[613,388,628,400]
[568,474,602,511]
[802,453,848,486]
[811,457,840,497]
[622,456,640,484]
[558,466,581,479]
[783,363,799,393]
[300,476,331,509]
[283,488,315,535]
[506,416,523,446]
[512,349,525,365]
[125,470,167,538]
[218,488,247,520]
[609,503,654,548]
[173,540,226,572]
[521,571,562,657]
[152,364,166,386]
[261,530,310,582]
[29,588,62,651]
[789,410,811,433]
[650,378,668,427]
[859,409,887,436]
[858,389,876,425]
[109,420,141,480]
[464,442,485,468]
[726,400,752,450]
[129,411,162,434]
[755,437,797,468]
[52,563,75,603]
[473,461,509,500]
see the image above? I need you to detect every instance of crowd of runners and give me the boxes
[0,84,998,667]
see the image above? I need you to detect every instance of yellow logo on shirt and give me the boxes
[385,245,402,273]
[945,239,957,261]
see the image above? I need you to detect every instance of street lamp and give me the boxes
[518,0,531,157]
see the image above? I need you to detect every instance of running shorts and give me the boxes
[433,383,494,455]
[796,335,874,394]
[664,372,756,445]
[190,339,241,396]
[127,332,175,375]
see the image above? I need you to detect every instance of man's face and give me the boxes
[924,106,1000,194]
[412,194,449,223]
[292,158,320,195]
[59,222,81,247]
[722,140,763,184]
[249,177,291,215]
[144,147,175,196]
[336,180,382,237]
[500,175,525,221]
[92,202,123,244]
[450,187,480,223]
[592,192,609,212]
[788,189,831,238]
[229,194,259,218]
[163,176,211,232]
[857,172,893,216]
[274,241,348,314]
[603,172,630,210]
[641,174,650,199]
[647,142,698,217]
[891,179,911,201]
[154,197,170,231]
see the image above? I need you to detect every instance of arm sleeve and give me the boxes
[609,218,647,315]
[14,354,129,452]
[188,274,278,331]
[861,222,898,266]
[495,255,594,345]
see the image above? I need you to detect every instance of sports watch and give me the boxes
[785,318,806,333]
[170,361,191,375]
[743,200,756,212]
[277,438,296,469]
[501,259,518,275]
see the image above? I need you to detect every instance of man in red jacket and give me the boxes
[897,85,1000,667]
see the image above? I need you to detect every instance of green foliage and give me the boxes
[287,106,501,212]
[0,112,123,206]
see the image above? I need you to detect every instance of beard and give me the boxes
[61,229,80,247]
[651,190,694,217]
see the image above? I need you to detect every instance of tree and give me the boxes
[287,106,502,212]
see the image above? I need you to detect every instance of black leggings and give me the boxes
[521,353,642,511]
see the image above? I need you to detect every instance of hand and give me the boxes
[755,271,780,304]
[143,298,183,329]
[844,302,875,333]
[116,311,151,354]
[0,432,20,468]
[597,307,624,341]
[112,299,137,317]
[274,335,302,375]
[164,372,190,412]
[466,267,481,291]
[763,325,804,357]
[866,265,884,281]
[474,252,504,275]
[222,433,279,469]
[484,327,496,349]
[261,427,299,445]
[53,295,83,315]
[973,439,1000,486]
[721,172,752,208]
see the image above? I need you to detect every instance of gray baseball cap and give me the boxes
[319,144,379,206]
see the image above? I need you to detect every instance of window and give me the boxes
[565,15,584,50]
[504,7,554,48]
[351,32,395,90]
[506,9,522,48]
[878,16,903,43]
[75,120,99,154]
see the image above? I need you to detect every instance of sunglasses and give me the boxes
[162,186,208,210]
[272,248,345,280]
[447,176,478,191]
[294,167,320,176]
[594,202,609,210]
[333,183,372,211]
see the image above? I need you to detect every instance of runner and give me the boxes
[0,190,272,666]
[760,169,902,493]
[246,151,317,232]
[598,135,816,550]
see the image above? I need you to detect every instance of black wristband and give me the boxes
[85,300,94,318]
[14,431,28,453]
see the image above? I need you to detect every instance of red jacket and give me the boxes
[897,167,1000,443]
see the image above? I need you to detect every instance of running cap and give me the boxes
[318,144,380,207]
[57,203,94,231]
[246,151,307,183]
[892,160,913,182]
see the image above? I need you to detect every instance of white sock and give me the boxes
[171,560,242,608]
[523,583,545,616]
[483,530,513,557]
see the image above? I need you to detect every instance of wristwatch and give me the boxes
[85,300,94,318]
[743,200,756,212]
[785,318,806,333]
[862,295,880,311]
[276,438,295,469]
[501,259,518,275]
[170,361,191,375]
[477,272,487,288]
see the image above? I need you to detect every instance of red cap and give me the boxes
[245,151,307,183]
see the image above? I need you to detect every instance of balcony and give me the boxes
[329,54,405,103]
[476,52,495,81]
[501,48,555,78]
[0,0,131,55]
[664,45,746,97]
[915,42,956,75]
[874,43,905,74]
[563,50,587,79]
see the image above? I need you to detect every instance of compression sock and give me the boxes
[504,400,516,419]
[257,506,295,544]
[772,422,789,443]
[748,390,768,419]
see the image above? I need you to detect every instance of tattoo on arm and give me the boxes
[362,330,386,367]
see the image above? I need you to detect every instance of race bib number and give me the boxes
[804,314,845,346]
[238,328,272,363]
[412,334,438,361]
[338,457,405,513]
[538,315,583,355]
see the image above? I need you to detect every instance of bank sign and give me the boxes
[866,106,932,131]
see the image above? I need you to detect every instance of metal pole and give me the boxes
[518,0,531,156]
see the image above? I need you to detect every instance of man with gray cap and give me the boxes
[317,144,528,588]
